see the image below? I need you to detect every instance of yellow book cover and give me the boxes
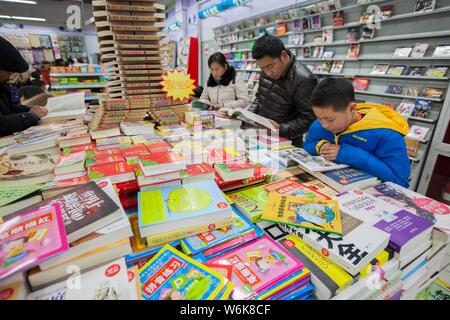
[262,192,343,235]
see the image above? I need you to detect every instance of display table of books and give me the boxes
[0,107,449,301]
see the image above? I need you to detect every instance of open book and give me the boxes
[221,107,277,130]
[42,92,86,122]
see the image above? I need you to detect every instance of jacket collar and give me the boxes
[207,66,236,87]
[279,51,295,80]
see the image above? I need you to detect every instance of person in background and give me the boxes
[199,52,250,111]
[40,61,51,90]
[304,78,410,188]
[248,35,317,147]
[0,36,48,137]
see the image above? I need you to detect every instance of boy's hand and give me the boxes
[318,142,332,154]
[320,144,341,161]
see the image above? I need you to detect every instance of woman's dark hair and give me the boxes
[19,85,44,100]
[208,52,229,69]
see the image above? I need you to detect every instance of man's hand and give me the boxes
[30,106,48,118]
[319,143,341,161]
[269,119,280,130]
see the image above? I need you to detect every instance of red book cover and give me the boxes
[185,163,214,177]
[86,148,122,158]
[207,148,243,164]
[145,140,172,153]
[138,151,185,167]
[115,180,139,194]
[120,144,150,159]
[215,165,270,190]
[46,176,90,190]
[215,162,254,173]
[85,154,126,168]
[62,142,96,155]
[88,161,135,180]
[263,179,331,200]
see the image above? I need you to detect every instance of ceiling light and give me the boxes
[0,15,46,21]
[1,0,37,4]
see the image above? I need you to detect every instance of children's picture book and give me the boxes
[353,77,370,91]
[27,258,131,300]
[420,87,445,99]
[393,46,413,57]
[380,5,394,19]
[432,45,450,57]
[301,18,310,30]
[208,236,303,300]
[320,61,333,73]
[262,192,343,235]
[412,100,433,118]
[365,182,450,232]
[328,0,342,11]
[347,44,361,59]
[405,66,427,76]
[385,85,404,95]
[139,244,227,300]
[0,204,69,281]
[411,43,429,58]
[313,46,324,59]
[263,179,330,199]
[310,16,321,29]
[371,64,390,75]
[332,11,344,26]
[330,60,345,73]
[303,46,312,58]
[227,185,269,223]
[424,66,449,77]
[407,125,430,141]
[387,65,406,76]
[138,180,232,238]
[361,26,375,40]
[180,209,257,256]
[396,100,417,117]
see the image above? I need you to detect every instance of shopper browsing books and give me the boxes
[198,52,250,111]
[248,35,317,147]
[0,36,48,137]
[304,78,410,188]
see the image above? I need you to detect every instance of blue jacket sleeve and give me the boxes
[336,131,410,188]
[304,120,333,156]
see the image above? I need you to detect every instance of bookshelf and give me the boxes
[212,0,450,191]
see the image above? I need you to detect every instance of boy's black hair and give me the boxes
[19,85,44,100]
[310,78,355,111]
[252,34,287,60]
[208,52,229,69]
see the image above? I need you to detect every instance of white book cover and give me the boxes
[407,125,430,141]
[279,208,391,276]
[280,147,348,173]
[27,258,131,300]
[365,182,450,233]
[45,92,86,114]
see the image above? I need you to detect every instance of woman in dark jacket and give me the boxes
[0,36,48,137]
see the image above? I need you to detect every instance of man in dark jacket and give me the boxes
[248,35,317,146]
[0,36,48,137]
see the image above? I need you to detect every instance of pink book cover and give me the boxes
[208,235,303,300]
[0,203,69,281]
[57,151,86,166]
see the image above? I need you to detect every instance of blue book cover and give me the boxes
[180,207,255,255]
[138,180,230,230]
[323,167,375,185]
[125,240,180,265]
[139,244,226,300]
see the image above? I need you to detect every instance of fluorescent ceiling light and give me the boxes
[1,0,37,4]
[0,15,46,21]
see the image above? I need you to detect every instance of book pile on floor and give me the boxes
[0,108,449,301]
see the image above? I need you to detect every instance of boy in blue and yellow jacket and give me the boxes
[304,78,410,188]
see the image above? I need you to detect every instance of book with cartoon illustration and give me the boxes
[208,235,303,300]
[139,244,227,300]
[27,258,130,300]
[180,208,260,256]
[226,184,269,223]
[138,180,233,238]
[0,204,69,281]
[261,192,343,235]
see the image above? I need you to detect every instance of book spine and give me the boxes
[202,229,259,257]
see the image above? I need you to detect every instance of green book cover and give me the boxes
[0,185,42,208]
[227,185,268,223]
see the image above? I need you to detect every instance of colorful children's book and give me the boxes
[138,180,233,238]
[396,100,416,117]
[412,100,433,119]
[407,125,430,141]
[85,154,126,168]
[405,137,420,158]
[263,179,330,199]
[215,162,255,182]
[27,258,130,300]
[180,209,258,256]
[365,182,450,232]
[227,184,269,223]
[353,77,369,91]
[262,192,343,235]
[0,204,69,281]
[208,235,303,300]
[88,161,136,184]
[139,244,227,300]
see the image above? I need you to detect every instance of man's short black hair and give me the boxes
[310,78,355,112]
[252,34,287,60]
